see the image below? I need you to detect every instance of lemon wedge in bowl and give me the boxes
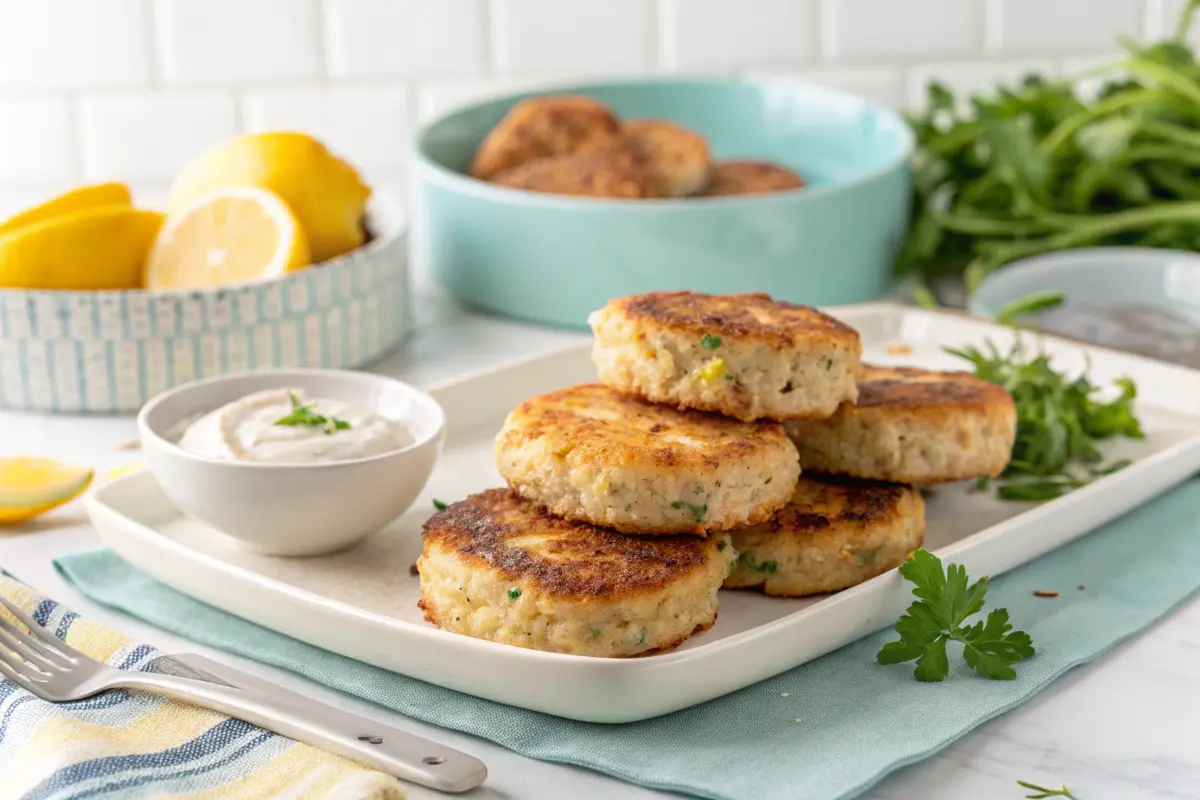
[0,206,165,290]
[0,458,94,524]
[145,186,311,290]
[0,182,133,237]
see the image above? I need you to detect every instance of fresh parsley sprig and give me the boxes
[878,549,1034,681]
[273,392,352,436]
[947,339,1143,501]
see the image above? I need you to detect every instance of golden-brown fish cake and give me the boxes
[495,383,800,535]
[418,489,735,657]
[470,95,622,180]
[620,118,711,197]
[724,475,924,597]
[590,291,862,421]
[700,160,806,197]
[489,145,662,198]
[786,365,1017,483]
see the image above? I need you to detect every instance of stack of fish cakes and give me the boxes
[417,291,1017,657]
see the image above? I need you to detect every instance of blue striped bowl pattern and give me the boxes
[0,197,411,414]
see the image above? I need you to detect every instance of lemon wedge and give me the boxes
[0,182,132,237]
[145,186,311,290]
[169,132,370,263]
[0,458,94,524]
[0,206,165,290]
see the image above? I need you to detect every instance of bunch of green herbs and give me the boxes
[947,339,1144,500]
[898,0,1200,292]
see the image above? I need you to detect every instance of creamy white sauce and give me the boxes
[178,388,412,464]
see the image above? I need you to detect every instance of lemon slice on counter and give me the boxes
[169,132,370,263]
[0,458,94,524]
[0,206,165,290]
[0,182,132,237]
[144,186,311,290]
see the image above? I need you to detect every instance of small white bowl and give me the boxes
[137,368,445,556]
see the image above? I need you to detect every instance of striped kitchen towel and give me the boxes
[0,571,404,800]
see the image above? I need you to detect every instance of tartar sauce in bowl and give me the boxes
[178,388,413,464]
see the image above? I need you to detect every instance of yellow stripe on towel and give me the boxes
[175,744,403,800]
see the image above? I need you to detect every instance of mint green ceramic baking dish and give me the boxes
[413,78,913,329]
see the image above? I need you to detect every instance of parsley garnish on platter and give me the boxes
[1018,780,1080,799]
[947,340,1143,501]
[877,549,1034,681]
[273,392,352,436]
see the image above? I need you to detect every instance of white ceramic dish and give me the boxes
[137,368,445,556]
[86,304,1200,722]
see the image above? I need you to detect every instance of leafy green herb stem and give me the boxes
[1039,88,1156,158]
[1118,56,1200,108]
[1017,780,1080,799]
[968,201,1200,285]
[995,290,1065,325]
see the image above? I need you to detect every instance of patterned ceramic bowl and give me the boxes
[0,193,411,414]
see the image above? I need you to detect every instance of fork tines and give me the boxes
[0,594,76,685]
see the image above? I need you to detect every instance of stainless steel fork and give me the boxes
[0,595,487,794]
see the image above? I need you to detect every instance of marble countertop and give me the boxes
[1,294,1196,800]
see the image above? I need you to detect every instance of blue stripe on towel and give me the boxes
[23,718,262,800]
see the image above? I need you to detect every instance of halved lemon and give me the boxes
[0,458,94,524]
[0,182,132,237]
[144,186,311,290]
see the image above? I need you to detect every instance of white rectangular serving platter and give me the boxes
[85,303,1200,723]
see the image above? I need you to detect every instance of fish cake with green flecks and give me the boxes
[724,474,924,597]
[785,364,1017,483]
[418,489,735,657]
[590,291,861,422]
[495,383,800,535]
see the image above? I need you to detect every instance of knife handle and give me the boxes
[110,670,487,793]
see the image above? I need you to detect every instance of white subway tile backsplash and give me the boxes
[491,0,655,74]
[77,93,239,183]
[326,0,487,78]
[991,0,1144,53]
[906,59,1058,108]
[0,0,151,89]
[0,0,1190,198]
[742,67,905,108]
[242,87,410,170]
[660,0,819,70]
[0,99,75,184]
[154,0,323,84]
[826,0,983,60]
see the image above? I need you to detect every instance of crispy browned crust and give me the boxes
[421,489,719,600]
[700,160,805,196]
[490,144,663,198]
[757,474,921,540]
[605,291,860,352]
[854,365,1012,411]
[498,382,789,471]
[620,118,711,197]
[470,95,623,180]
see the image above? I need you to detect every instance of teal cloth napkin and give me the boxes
[53,479,1200,800]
